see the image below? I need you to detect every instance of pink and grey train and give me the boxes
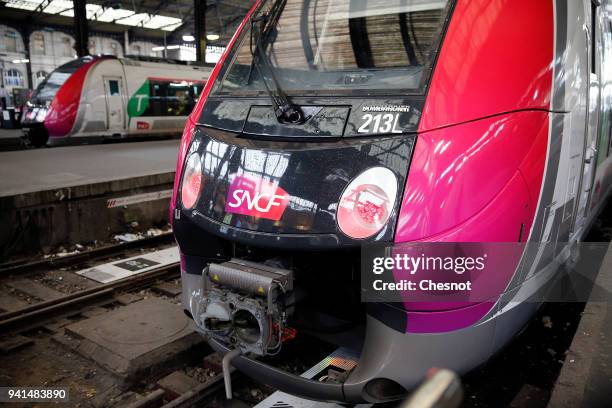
[21,55,212,147]
[171,0,612,402]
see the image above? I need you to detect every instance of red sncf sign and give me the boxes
[225,175,289,221]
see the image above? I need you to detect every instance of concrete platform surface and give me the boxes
[0,128,23,150]
[547,243,612,408]
[56,297,202,378]
[0,128,21,140]
[0,139,178,197]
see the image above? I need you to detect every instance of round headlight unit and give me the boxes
[180,152,203,209]
[337,167,398,239]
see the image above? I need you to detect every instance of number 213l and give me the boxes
[357,113,402,134]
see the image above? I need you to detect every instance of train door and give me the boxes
[103,76,125,132]
[574,1,601,236]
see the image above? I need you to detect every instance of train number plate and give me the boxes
[357,113,402,134]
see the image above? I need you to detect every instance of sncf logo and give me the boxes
[225,175,289,221]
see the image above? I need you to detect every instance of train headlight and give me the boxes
[180,152,203,210]
[337,167,398,239]
[35,108,47,122]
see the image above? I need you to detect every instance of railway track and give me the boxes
[123,370,234,408]
[0,230,275,408]
[0,235,337,408]
[0,236,336,408]
[0,263,179,332]
[0,233,179,333]
[0,236,244,408]
[0,232,174,278]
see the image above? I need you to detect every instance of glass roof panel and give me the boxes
[4,0,44,11]
[43,0,74,15]
[95,8,135,22]
[4,0,182,32]
[142,15,182,30]
[115,12,148,27]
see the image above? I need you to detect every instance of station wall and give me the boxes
[0,24,162,104]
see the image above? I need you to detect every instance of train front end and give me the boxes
[173,0,555,402]
[21,56,103,147]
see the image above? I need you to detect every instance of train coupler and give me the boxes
[197,259,294,356]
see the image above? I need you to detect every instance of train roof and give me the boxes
[77,54,215,70]
[120,55,216,68]
[54,55,216,72]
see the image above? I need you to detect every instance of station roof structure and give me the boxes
[0,0,255,44]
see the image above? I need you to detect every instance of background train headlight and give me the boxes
[337,167,398,239]
[35,108,47,122]
[180,152,203,209]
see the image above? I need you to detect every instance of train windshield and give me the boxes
[213,0,452,97]
[30,57,94,105]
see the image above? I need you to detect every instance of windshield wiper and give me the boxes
[248,0,305,124]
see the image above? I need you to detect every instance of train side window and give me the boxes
[166,82,190,116]
[108,80,120,96]
[149,81,167,116]
[142,80,199,117]
[591,0,599,74]
[191,84,203,100]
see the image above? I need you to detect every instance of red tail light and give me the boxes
[180,153,203,209]
[337,167,398,239]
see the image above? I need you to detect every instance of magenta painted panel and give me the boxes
[406,301,495,334]
[397,171,531,317]
[420,0,554,132]
[394,0,555,333]
[395,110,548,332]
[396,111,548,242]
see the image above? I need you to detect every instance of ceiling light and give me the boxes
[182,34,195,42]
[206,33,219,41]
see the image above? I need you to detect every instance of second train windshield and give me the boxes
[30,57,94,105]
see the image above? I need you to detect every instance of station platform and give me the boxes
[0,128,23,151]
[0,140,179,257]
[547,243,612,408]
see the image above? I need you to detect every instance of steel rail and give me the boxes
[0,262,180,332]
[0,232,175,278]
